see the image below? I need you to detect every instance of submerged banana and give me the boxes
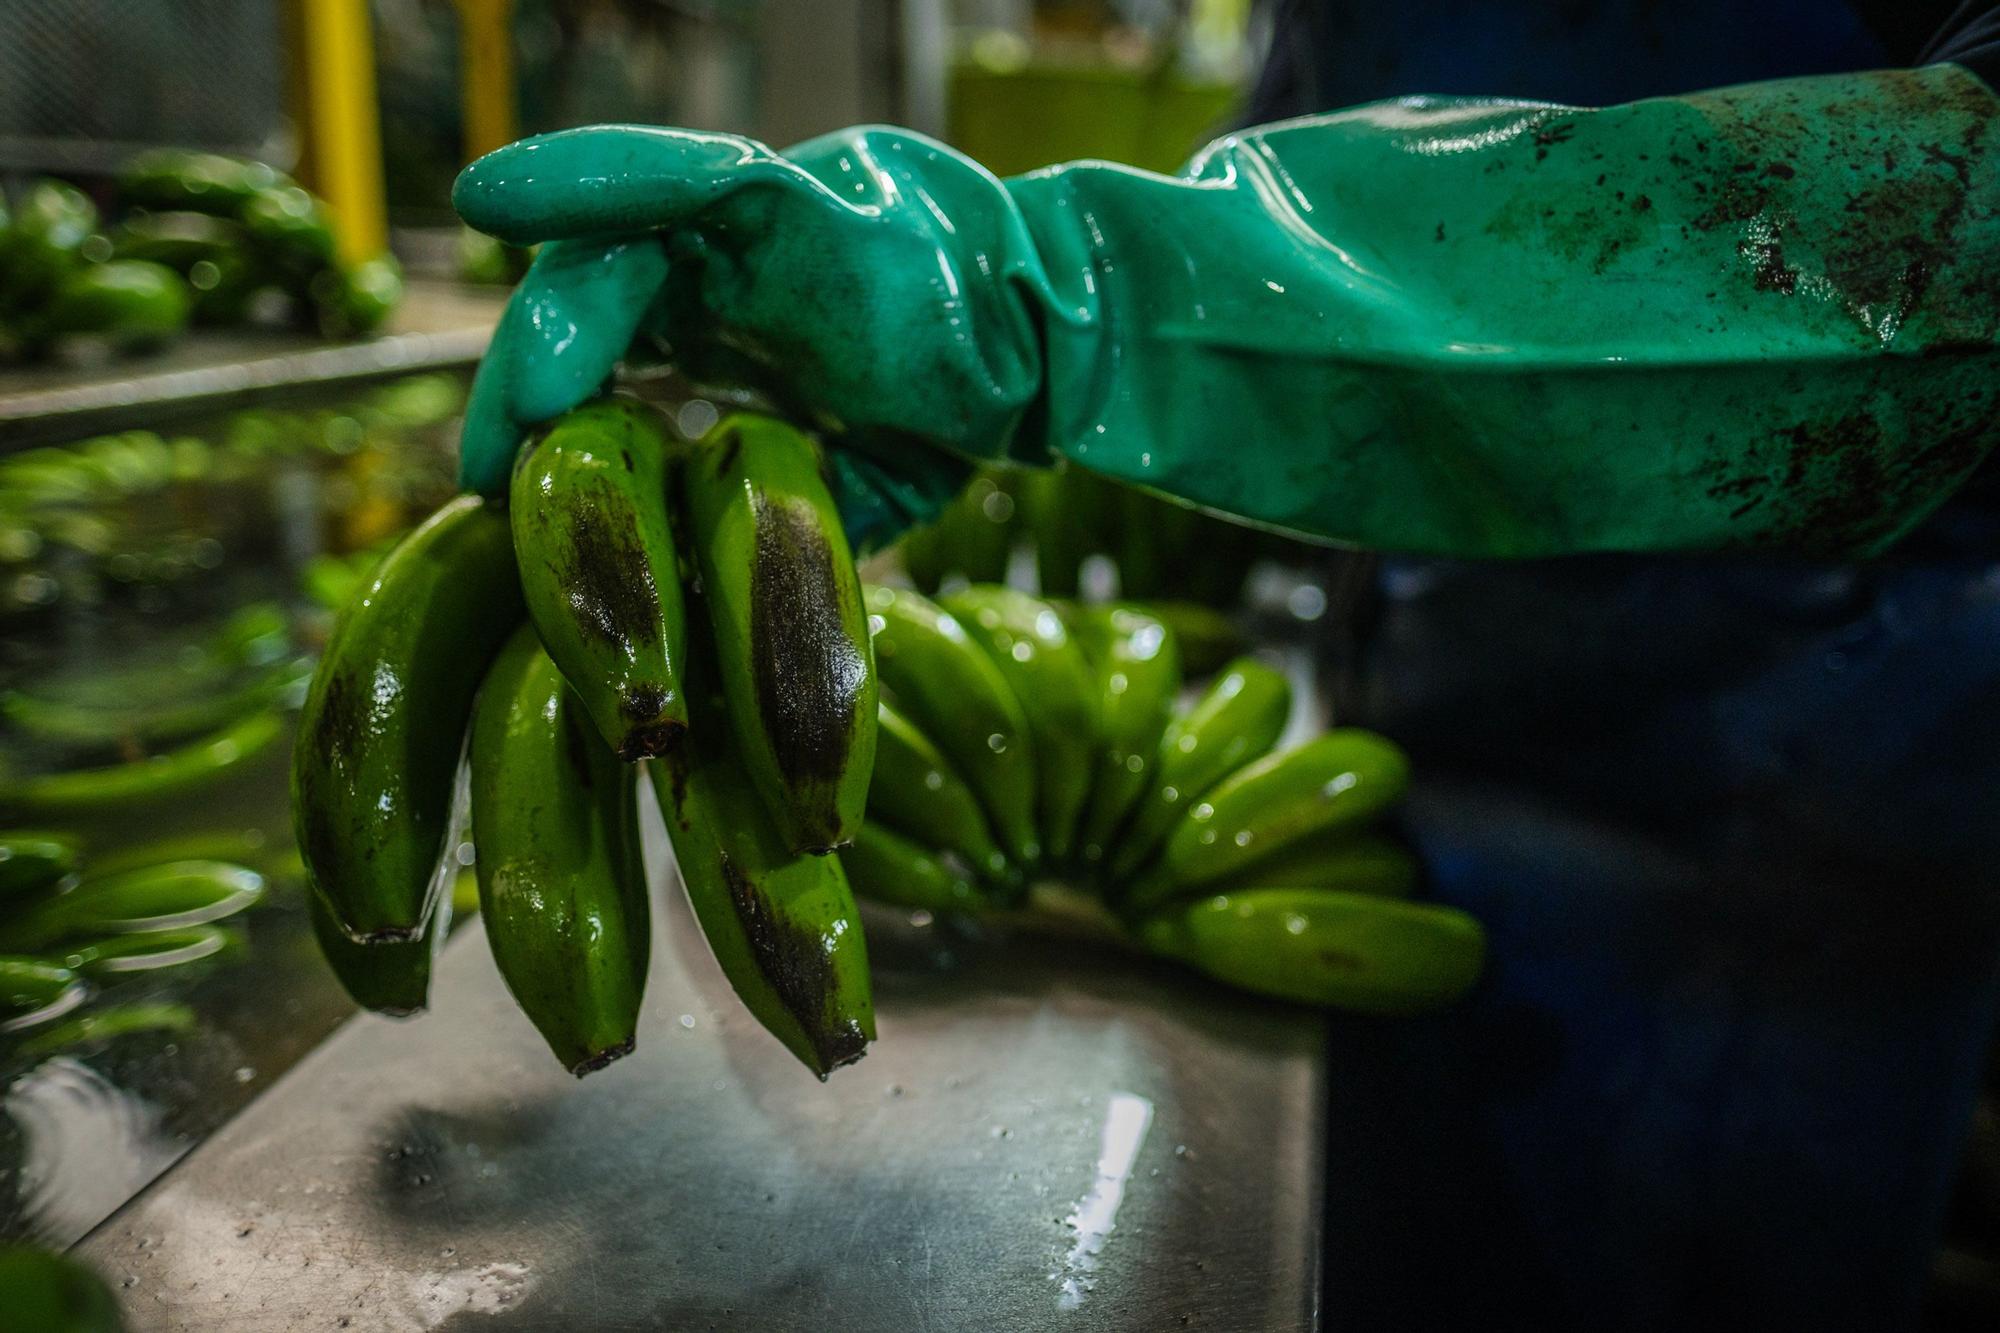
[471,627,650,1075]
[293,495,523,941]
[511,397,689,761]
[683,415,876,853]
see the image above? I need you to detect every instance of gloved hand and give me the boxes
[457,66,2000,558]
[452,125,1062,548]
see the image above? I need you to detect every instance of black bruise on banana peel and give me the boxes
[720,854,867,1075]
[748,495,864,845]
[559,503,661,649]
[554,502,687,760]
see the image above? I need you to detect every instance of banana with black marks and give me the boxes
[511,398,689,760]
[293,495,523,942]
[471,626,649,1075]
[683,414,876,853]
[1122,730,1410,913]
[654,658,873,1077]
[864,585,1040,868]
[1108,656,1291,883]
[868,700,1017,892]
[1067,604,1182,874]
[1137,888,1483,1015]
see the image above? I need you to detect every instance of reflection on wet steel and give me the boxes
[6,1058,177,1243]
[80,802,1324,1330]
[1054,1091,1154,1312]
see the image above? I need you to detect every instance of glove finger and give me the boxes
[457,235,669,495]
[453,124,825,246]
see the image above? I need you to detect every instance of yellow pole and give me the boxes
[288,0,389,264]
[454,0,520,162]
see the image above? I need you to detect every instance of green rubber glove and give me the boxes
[455,65,2000,557]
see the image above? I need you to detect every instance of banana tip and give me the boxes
[617,722,688,762]
[570,1039,636,1077]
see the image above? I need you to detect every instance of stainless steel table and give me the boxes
[78,806,1327,1331]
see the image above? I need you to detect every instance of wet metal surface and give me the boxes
[78,803,1326,1331]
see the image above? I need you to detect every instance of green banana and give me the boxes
[0,957,83,1020]
[0,1246,127,1333]
[864,584,1040,867]
[238,187,337,274]
[51,925,236,978]
[89,831,273,879]
[1137,889,1484,1015]
[0,707,285,815]
[0,657,309,749]
[896,470,1018,592]
[653,666,874,1077]
[0,179,96,311]
[1133,601,1247,676]
[119,149,286,213]
[40,261,192,348]
[108,210,245,271]
[308,887,434,1018]
[1016,464,1109,599]
[293,495,524,941]
[868,700,1016,890]
[1122,730,1410,912]
[682,414,876,853]
[510,398,689,760]
[470,627,649,1075]
[15,1002,193,1059]
[81,431,174,491]
[0,831,80,900]
[0,860,262,952]
[840,820,994,914]
[184,247,271,325]
[938,586,1098,866]
[1107,656,1291,883]
[311,254,402,337]
[1226,829,1421,899]
[1068,605,1182,873]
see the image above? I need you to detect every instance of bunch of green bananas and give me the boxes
[0,829,263,1036]
[897,462,1297,615]
[846,589,1485,1014]
[0,177,187,358]
[294,402,881,1078]
[111,149,401,340]
[0,150,401,362]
